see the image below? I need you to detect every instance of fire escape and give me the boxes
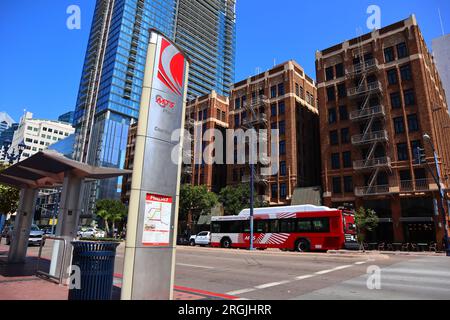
[241,89,270,203]
[348,43,391,197]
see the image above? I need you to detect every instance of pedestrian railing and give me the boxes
[36,235,68,285]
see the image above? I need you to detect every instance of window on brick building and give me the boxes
[271,103,277,116]
[339,105,348,121]
[279,141,286,155]
[411,140,422,155]
[404,89,415,106]
[271,184,278,198]
[337,83,347,98]
[387,69,398,85]
[280,161,287,176]
[234,114,239,126]
[397,143,409,161]
[384,47,395,62]
[278,83,285,96]
[300,86,305,99]
[344,176,353,193]
[235,97,241,109]
[241,95,247,107]
[331,153,340,169]
[397,42,408,59]
[407,114,419,132]
[394,117,405,134]
[326,67,334,81]
[295,83,300,96]
[342,151,352,168]
[400,64,412,81]
[328,108,337,124]
[335,63,344,78]
[279,121,286,135]
[270,86,277,98]
[278,101,285,115]
[341,128,350,144]
[332,177,342,194]
[327,86,335,101]
[390,92,402,109]
[330,130,339,145]
[280,183,287,198]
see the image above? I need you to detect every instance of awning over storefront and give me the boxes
[0,150,132,189]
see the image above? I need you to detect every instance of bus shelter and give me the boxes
[0,150,131,271]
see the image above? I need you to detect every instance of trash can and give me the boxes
[68,241,119,300]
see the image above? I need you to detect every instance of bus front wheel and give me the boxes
[295,239,310,252]
[221,238,232,249]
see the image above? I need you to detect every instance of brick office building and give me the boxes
[227,61,321,206]
[183,91,230,193]
[316,15,450,245]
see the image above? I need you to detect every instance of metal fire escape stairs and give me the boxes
[349,36,391,196]
[241,87,270,198]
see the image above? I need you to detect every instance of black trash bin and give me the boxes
[68,241,119,300]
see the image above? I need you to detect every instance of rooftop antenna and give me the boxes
[438,8,445,36]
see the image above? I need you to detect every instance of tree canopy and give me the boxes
[179,185,218,222]
[219,184,269,216]
[354,207,379,244]
[95,199,128,236]
[0,165,20,215]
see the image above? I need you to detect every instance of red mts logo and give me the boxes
[157,38,185,96]
[156,95,175,109]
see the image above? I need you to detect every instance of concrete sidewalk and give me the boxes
[0,244,236,300]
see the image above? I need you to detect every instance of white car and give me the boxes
[78,228,106,238]
[189,231,211,246]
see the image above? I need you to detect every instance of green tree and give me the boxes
[0,165,20,231]
[219,184,268,216]
[95,199,128,237]
[355,207,379,247]
[179,185,218,230]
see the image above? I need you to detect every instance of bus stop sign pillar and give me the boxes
[121,30,189,300]
[49,172,85,279]
[8,188,39,263]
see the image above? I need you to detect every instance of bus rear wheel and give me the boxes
[221,238,232,249]
[295,239,310,252]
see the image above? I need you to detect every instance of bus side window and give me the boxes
[212,222,220,233]
[297,219,312,232]
[270,220,279,233]
[312,218,330,232]
[280,219,295,233]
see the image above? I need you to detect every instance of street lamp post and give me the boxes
[1,140,26,165]
[423,133,450,256]
[249,162,255,251]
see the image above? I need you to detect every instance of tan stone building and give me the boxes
[316,15,450,245]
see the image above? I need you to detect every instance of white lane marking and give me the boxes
[295,274,315,280]
[354,261,368,265]
[176,263,214,269]
[226,288,257,295]
[315,265,352,275]
[255,280,290,289]
[228,263,362,296]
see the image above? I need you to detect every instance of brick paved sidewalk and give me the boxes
[0,244,236,300]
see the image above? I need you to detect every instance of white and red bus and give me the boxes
[210,205,358,252]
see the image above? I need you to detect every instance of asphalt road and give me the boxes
[33,241,450,300]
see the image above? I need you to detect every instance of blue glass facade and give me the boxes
[73,0,236,215]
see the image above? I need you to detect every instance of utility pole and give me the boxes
[417,134,450,256]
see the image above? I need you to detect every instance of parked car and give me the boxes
[189,231,211,246]
[78,227,106,238]
[4,224,45,246]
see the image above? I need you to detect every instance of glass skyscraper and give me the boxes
[73,0,236,216]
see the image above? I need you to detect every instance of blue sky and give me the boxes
[0,0,449,122]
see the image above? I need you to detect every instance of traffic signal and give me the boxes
[414,147,426,165]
